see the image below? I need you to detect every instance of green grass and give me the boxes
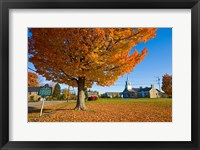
[87,98,172,103]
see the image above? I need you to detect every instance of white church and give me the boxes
[122,77,160,98]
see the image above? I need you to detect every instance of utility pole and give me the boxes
[67,85,70,102]
[155,76,161,91]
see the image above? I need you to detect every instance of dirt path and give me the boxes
[28,101,66,107]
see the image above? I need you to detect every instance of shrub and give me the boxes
[53,83,61,100]
[70,94,77,100]
[52,97,57,100]
[60,94,66,100]
[100,94,106,98]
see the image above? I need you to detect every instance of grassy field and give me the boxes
[28,98,172,122]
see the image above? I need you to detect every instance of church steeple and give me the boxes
[125,75,132,90]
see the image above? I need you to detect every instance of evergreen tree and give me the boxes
[53,83,61,100]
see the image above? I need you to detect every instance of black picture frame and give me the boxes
[0,0,199,149]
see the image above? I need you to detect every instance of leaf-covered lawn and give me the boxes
[28,98,172,122]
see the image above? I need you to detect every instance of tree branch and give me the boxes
[60,68,78,82]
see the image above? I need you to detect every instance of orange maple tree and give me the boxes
[28,72,39,87]
[162,74,172,97]
[28,28,157,110]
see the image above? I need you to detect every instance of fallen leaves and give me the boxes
[28,98,172,122]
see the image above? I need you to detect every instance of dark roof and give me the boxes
[138,87,151,92]
[123,85,160,93]
[123,87,151,93]
[132,88,140,92]
[28,87,39,92]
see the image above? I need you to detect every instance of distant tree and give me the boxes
[115,93,120,98]
[28,72,39,87]
[70,93,77,100]
[66,88,71,101]
[162,74,172,97]
[100,93,106,98]
[112,94,115,98]
[62,88,70,101]
[53,83,61,100]
[49,83,55,93]
[60,94,66,100]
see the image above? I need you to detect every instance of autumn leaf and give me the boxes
[28,72,39,87]
[162,74,172,97]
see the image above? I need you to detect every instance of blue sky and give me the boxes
[28,28,172,94]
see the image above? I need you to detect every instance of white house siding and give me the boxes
[149,89,159,98]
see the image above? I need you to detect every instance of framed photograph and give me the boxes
[0,0,199,149]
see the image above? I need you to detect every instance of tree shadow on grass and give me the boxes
[28,106,74,114]
[28,107,40,113]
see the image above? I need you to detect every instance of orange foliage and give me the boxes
[162,74,172,97]
[28,72,39,87]
[29,28,157,87]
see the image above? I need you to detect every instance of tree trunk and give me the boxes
[74,77,87,110]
